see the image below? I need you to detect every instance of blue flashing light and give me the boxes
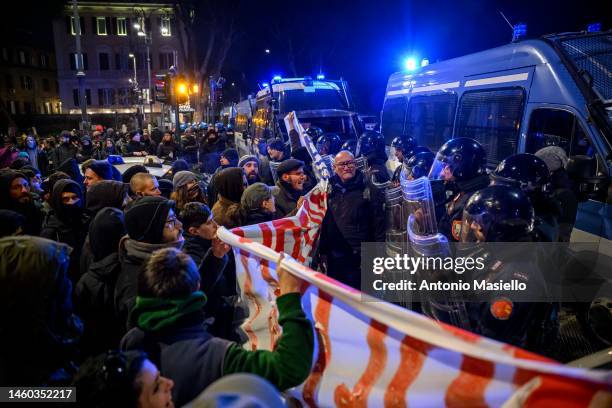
[404,57,417,71]
[317,73,325,80]
[512,23,527,42]
[272,75,282,82]
[587,22,602,32]
[261,82,269,88]
[420,58,429,67]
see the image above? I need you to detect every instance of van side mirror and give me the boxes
[567,155,610,202]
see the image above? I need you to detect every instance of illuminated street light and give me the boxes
[133,23,141,30]
[137,31,146,37]
[231,82,235,86]
[264,49,270,54]
[192,84,199,93]
[128,53,135,58]
[177,82,187,94]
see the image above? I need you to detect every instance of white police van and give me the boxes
[381,29,612,254]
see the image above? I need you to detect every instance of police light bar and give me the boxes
[317,73,325,80]
[272,75,282,83]
[587,22,602,32]
[404,57,417,71]
[512,23,527,42]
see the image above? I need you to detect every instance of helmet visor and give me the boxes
[460,210,493,243]
[428,155,453,181]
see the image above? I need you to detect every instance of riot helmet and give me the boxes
[305,126,324,141]
[491,153,551,195]
[404,151,435,180]
[341,138,357,155]
[355,131,385,158]
[429,137,487,181]
[316,133,342,156]
[460,185,535,243]
[391,135,418,161]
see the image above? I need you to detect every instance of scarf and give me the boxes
[132,291,207,332]
[120,236,184,262]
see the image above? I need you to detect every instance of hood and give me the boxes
[50,178,83,222]
[215,167,244,203]
[86,180,129,215]
[0,169,27,208]
[89,207,126,261]
[57,158,84,185]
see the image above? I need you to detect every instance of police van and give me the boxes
[381,29,611,254]
[235,76,363,157]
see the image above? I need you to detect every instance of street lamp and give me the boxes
[133,9,153,126]
[128,53,142,128]
[265,49,270,54]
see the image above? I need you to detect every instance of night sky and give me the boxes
[5,0,610,114]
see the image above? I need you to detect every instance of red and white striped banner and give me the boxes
[218,184,612,407]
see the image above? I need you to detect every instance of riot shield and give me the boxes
[321,154,334,175]
[269,160,281,184]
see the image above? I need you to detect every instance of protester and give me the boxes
[121,247,313,407]
[241,182,278,226]
[131,173,162,198]
[0,236,83,386]
[0,209,24,237]
[158,179,173,199]
[212,167,246,229]
[273,158,306,217]
[0,169,43,235]
[141,130,157,156]
[123,131,147,157]
[22,134,49,175]
[73,350,174,408]
[156,132,178,160]
[85,180,130,216]
[171,170,207,211]
[83,160,114,190]
[52,131,78,170]
[239,155,261,185]
[79,136,95,162]
[122,164,149,185]
[40,178,89,281]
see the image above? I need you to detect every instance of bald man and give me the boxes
[130,173,161,197]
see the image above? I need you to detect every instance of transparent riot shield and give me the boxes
[321,154,334,175]
[269,160,281,184]
[403,175,472,330]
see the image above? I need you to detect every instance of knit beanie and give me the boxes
[86,160,113,180]
[221,149,239,165]
[238,154,260,168]
[173,170,197,190]
[124,196,174,244]
[535,146,569,172]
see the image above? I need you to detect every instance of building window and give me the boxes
[70,16,83,35]
[45,102,52,114]
[18,50,27,65]
[40,54,49,68]
[69,53,88,71]
[96,17,108,35]
[117,17,127,35]
[158,52,174,69]
[20,76,33,90]
[42,78,50,92]
[99,53,110,70]
[73,89,80,106]
[9,100,16,115]
[98,88,116,106]
[5,74,14,90]
[160,16,172,36]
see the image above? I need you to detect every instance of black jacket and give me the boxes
[157,142,178,159]
[242,208,275,226]
[0,236,83,386]
[51,144,78,171]
[273,180,302,218]
[0,170,44,235]
[320,172,386,253]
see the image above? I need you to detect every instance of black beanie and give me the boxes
[124,196,174,244]
[87,160,113,180]
[158,179,173,199]
[122,165,148,184]
[221,148,239,166]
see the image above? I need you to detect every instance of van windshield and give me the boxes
[278,89,348,113]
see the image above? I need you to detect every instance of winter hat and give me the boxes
[276,158,304,178]
[86,160,113,180]
[240,182,278,211]
[89,207,126,261]
[158,179,173,199]
[215,167,245,203]
[124,196,175,244]
[122,165,148,184]
[535,146,569,172]
[173,170,197,190]
[238,154,260,168]
[0,209,25,237]
[171,159,190,174]
[220,148,239,166]
[86,180,129,215]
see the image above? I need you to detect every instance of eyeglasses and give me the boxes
[335,160,356,168]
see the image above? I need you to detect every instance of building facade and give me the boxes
[0,43,61,118]
[52,1,183,121]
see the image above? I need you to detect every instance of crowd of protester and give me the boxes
[0,120,583,405]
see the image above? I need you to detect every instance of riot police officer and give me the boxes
[341,139,357,155]
[404,151,434,181]
[305,126,324,143]
[316,133,342,156]
[355,131,390,184]
[429,137,489,242]
[491,153,560,242]
[456,185,559,351]
[392,146,432,184]
[391,135,418,164]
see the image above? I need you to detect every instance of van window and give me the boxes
[526,108,594,157]
[456,88,525,167]
[381,97,407,144]
[405,93,457,152]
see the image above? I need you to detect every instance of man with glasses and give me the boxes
[317,150,386,289]
[273,158,307,217]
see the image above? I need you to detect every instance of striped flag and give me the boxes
[217,112,612,407]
